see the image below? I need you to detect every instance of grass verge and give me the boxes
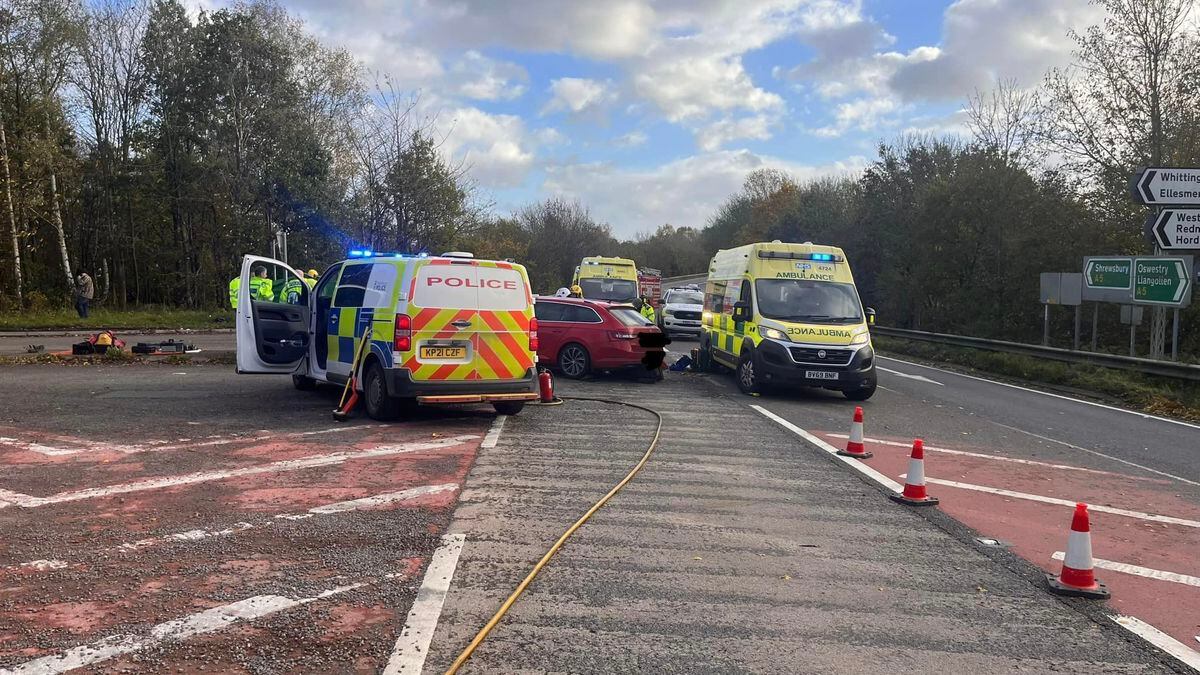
[0,308,232,331]
[873,335,1200,422]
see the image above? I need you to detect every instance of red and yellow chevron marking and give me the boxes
[400,307,533,382]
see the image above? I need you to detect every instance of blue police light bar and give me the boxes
[348,249,372,258]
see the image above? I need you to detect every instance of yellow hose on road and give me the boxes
[445,395,663,674]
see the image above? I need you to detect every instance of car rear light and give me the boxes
[528,317,538,352]
[395,313,412,351]
[611,331,637,339]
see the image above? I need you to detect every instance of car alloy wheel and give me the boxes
[559,344,589,379]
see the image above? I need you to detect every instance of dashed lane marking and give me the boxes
[750,405,903,492]
[481,415,506,449]
[5,484,459,573]
[0,436,477,509]
[383,533,466,675]
[921,476,1200,528]
[877,356,1200,432]
[988,421,1200,488]
[0,575,416,675]
[827,433,1138,478]
[877,365,943,385]
[1113,615,1200,671]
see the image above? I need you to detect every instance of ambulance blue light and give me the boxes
[812,253,834,261]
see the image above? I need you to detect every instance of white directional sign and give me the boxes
[1144,208,1200,249]
[1131,167,1200,205]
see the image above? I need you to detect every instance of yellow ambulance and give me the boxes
[235,250,539,420]
[571,256,640,302]
[697,241,877,400]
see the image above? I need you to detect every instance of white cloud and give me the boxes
[542,78,618,115]
[436,108,535,188]
[451,51,528,101]
[812,97,902,138]
[543,149,869,237]
[614,130,649,147]
[887,0,1101,101]
[633,55,784,123]
[697,114,775,151]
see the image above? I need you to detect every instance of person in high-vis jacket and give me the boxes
[303,268,319,290]
[638,296,656,323]
[249,266,274,301]
[280,273,305,305]
[228,276,241,310]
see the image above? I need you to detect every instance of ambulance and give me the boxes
[235,250,539,420]
[571,256,640,302]
[697,241,877,400]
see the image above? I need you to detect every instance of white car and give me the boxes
[659,287,704,336]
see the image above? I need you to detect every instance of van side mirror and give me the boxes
[865,307,876,325]
[733,301,751,322]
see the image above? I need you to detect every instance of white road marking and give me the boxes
[3,435,477,509]
[481,415,506,449]
[1051,552,1200,588]
[308,484,457,514]
[383,533,466,675]
[921,476,1200,528]
[827,433,1133,478]
[750,405,903,492]
[877,355,1200,432]
[877,365,943,385]
[0,583,367,675]
[988,421,1200,488]
[9,484,459,571]
[1112,615,1200,671]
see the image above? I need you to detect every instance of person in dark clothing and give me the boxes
[74,270,94,318]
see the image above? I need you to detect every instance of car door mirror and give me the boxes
[733,301,751,322]
[865,307,876,325]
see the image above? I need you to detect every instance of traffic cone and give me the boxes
[890,439,939,506]
[837,406,873,459]
[1046,503,1109,599]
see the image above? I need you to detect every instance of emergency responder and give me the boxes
[303,268,319,290]
[638,295,656,323]
[249,266,274,301]
[280,271,306,305]
[228,276,240,310]
[569,284,583,298]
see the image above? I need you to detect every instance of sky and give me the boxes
[197,0,1105,239]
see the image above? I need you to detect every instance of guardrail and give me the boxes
[872,326,1200,382]
[660,274,707,289]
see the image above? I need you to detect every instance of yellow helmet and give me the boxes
[570,284,582,295]
[306,269,319,279]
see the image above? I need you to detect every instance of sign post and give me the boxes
[1082,257,1133,303]
[1132,256,1193,308]
[1131,167,1200,206]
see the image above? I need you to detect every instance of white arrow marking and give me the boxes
[876,366,944,386]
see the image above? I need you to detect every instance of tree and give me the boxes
[966,78,1040,167]
[516,198,615,293]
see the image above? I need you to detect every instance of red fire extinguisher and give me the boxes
[538,370,555,403]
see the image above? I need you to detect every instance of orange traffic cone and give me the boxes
[837,406,873,459]
[890,439,939,506]
[1046,503,1109,598]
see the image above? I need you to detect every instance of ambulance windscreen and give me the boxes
[580,278,637,302]
[754,279,863,323]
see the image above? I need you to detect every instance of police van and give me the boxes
[235,250,539,420]
[571,256,639,302]
[698,241,877,400]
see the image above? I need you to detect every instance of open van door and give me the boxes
[236,255,312,374]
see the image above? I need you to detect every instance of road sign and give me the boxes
[1131,167,1200,205]
[1040,272,1082,306]
[1082,257,1133,303]
[1144,208,1200,249]
[1132,256,1193,308]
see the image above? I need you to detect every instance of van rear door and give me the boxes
[408,260,480,382]
[473,261,535,381]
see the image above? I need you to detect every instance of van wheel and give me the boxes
[364,362,401,421]
[558,343,590,379]
[292,374,317,391]
[493,401,525,415]
[737,349,760,395]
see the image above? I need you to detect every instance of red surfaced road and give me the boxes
[816,430,1200,650]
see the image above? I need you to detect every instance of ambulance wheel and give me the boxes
[736,349,761,395]
[558,343,590,379]
[493,401,525,415]
[292,374,317,391]
[364,362,401,421]
[843,379,877,401]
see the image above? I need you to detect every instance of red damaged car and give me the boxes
[534,297,664,379]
